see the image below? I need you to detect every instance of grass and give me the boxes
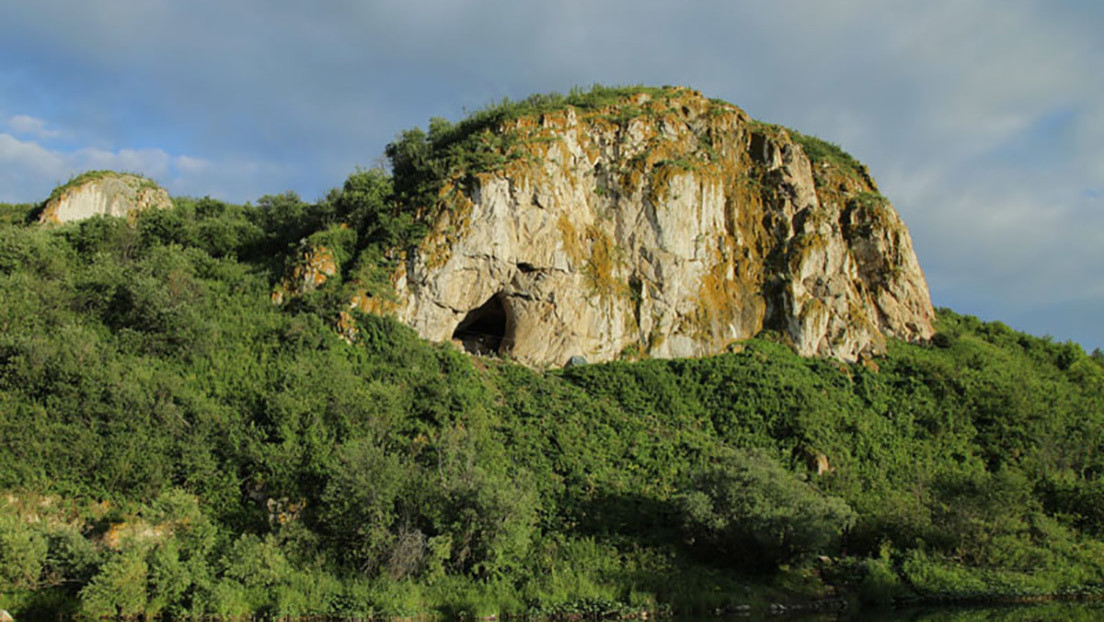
[788,131,862,170]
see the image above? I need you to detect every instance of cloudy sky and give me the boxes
[1,1,1101,350]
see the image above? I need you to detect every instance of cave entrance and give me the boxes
[452,293,511,355]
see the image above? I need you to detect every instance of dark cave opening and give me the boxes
[452,293,510,355]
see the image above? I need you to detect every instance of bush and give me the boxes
[41,523,99,589]
[317,439,408,572]
[79,550,149,619]
[419,428,540,578]
[0,513,47,591]
[858,547,905,606]
[677,448,855,570]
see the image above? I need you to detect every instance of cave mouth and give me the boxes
[452,293,511,355]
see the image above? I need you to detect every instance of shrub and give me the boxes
[0,513,47,591]
[317,439,408,572]
[677,448,855,570]
[79,550,149,619]
[858,547,906,606]
[41,523,99,587]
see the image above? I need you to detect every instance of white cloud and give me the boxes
[6,114,66,140]
[0,130,281,205]
[174,155,210,174]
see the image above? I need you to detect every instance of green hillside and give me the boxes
[2,91,1104,619]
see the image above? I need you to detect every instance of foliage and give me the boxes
[0,511,48,591]
[677,447,855,570]
[0,203,34,226]
[79,550,149,619]
[789,130,863,172]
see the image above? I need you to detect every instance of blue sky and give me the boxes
[1,0,1102,351]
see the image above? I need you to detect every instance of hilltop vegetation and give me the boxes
[1,87,1104,618]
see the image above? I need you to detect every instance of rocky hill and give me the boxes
[37,171,171,224]
[354,87,934,367]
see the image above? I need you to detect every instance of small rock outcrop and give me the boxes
[271,243,339,305]
[38,171,171,224]
[368,89,934,367]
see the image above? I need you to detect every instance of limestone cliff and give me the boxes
[38,171,171,224]
[368,88,935,366]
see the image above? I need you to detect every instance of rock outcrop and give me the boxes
[38,171,171,224]
[375,89,935,366]
[271,243,339,305]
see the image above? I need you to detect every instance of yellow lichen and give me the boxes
[691,243,763,344]
[582,224,623,300]
[557,214,584,264]
[422,181,477,270]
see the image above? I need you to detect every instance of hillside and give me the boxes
[2,87,1104,619]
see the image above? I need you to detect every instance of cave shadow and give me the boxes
[452,293,511,355]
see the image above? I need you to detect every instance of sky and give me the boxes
[1,0,1101,351]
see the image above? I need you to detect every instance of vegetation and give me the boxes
[0,202,34,226]
[788,131,864,173]
[1,87,1103,618]
[677,448,856,571]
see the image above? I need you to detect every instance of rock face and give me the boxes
[375,89,935,367]
[38,172,172,224]
[271,244,339,305]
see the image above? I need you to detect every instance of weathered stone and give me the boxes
[271,244,339,305]
[375,89,935,366]
[38,172,171,224]
[0,609,14,622]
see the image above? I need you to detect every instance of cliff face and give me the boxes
[376,89,935,366]
[38,172,171,224]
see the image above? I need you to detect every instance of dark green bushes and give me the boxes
[677,448,855,570]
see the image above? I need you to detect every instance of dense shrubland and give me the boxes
[2,88,1104,618]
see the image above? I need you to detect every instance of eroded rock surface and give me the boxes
[380,90,935,366]
[38,172,172,224]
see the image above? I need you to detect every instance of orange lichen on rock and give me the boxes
[102,520,167,550]
[272,244,339,306]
